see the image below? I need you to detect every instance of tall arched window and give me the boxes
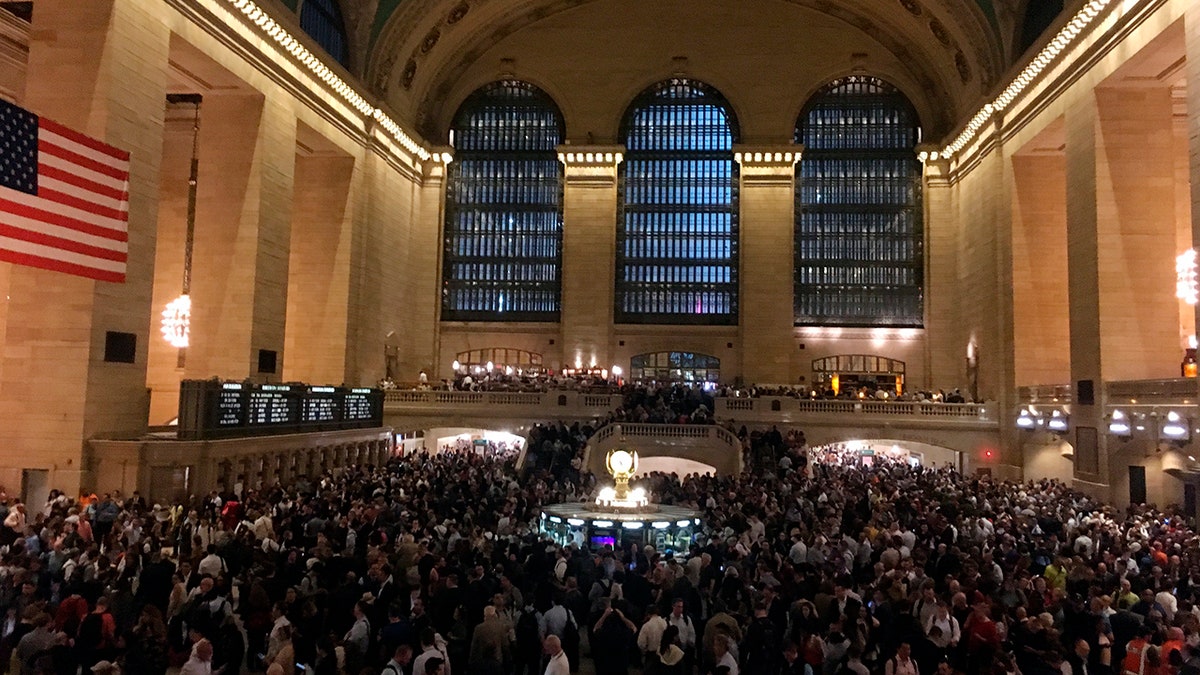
[299,0,348,65]
[617,79,739,325]
[795,76,923,327]
[1018,0,1065,55]
[442,81,565,322]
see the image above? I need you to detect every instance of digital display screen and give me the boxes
[343,393,373,421]
[248,389,293,425]
[302,395,338,423]
[216,386,243,426]
[177,381,384,440]
[590,535,616,547]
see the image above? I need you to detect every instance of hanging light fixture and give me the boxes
[161,94,202,353]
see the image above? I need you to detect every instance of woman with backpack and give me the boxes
[74,596,115,673]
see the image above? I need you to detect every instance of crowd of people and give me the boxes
[713,385,975,404]
[386,370,979,408]
[0,430,1194,675]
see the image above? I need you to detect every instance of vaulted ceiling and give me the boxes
[286,0,1043,142]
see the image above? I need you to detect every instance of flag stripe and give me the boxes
[40,153,129,193]
[39,118,130,162]
[0,206,128,252]
[37,186,128,222]
[0,237,127,278]
[39,165,129,204]
[0,234,127,271]
[0,188,126,235]
[38,139,128,180]
[41,127,128,170]
[0,193,129,242]
[0,223,127,262]
[0,249,126,283]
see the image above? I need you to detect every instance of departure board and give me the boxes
[177,380,384,440]
[302,387,339,422]
[248,385,294,425]
[216,383,244,426]
[343,388,375,421]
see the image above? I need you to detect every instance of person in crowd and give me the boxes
[543,634,569,675]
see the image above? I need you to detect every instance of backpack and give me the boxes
[76,612,105,650]
[562,610,581,658]
[516,610,541,654]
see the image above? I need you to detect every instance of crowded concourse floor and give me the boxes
[0,432,1192,675]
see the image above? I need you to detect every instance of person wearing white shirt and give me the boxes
[788,537,808,565]
[637,607,668,659]
[266,603,291,664]
[538,602,571,640]
[925,604,960,649]
[197,546,225,578]
[666,599,696,652]
[885,643,919,675]
[714,635,738,675]
[543,635,569,675]
[252,512,274,541]
[412,630,451,675]
[345,601,372,657]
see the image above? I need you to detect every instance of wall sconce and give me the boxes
[1016,407,1040,429]
[1108,409,1131,437]
[1161,410,1191,442]
[1047,409,1069,433]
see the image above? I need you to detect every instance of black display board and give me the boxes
[177,380,384,440]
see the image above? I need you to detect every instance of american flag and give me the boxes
[0,98,130,283]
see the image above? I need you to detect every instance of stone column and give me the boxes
[276,453,291,486]
[402,156,446,380]
[1065,88,1107,488]
[923,155,960,390]
[183,90,296,383]
[1188,3,1200,346]
[1010,151,1070,387]
[0,0,170,495]
[1093,86,1180,379]
[734,147,799,384]
[283,147,356,385]
[557,147,622,373]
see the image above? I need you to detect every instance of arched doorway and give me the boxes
[811,354,905,395]
[809,439,962,472]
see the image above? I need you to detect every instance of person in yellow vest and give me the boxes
[1123,625,1154,675]
[1043,557,1069,592]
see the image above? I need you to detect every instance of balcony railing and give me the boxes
[584,423,744,475]
[383,389,994,424]
[716,397,993,420]
[1106,379,1200,404]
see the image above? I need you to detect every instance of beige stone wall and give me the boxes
[1094,86,1179,380]
[1010,152,1070,387]
[284,147,356,385]
[0,0,170,495]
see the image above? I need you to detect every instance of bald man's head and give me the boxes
[544,634,562,655]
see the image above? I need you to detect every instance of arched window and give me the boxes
[299,0,349,65]
[630,352,721,383]
[455,348,543,371]
[617,79,739,325]
[442,81,565,322]
[794,76,923,327]
[1018,0,1064,55]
